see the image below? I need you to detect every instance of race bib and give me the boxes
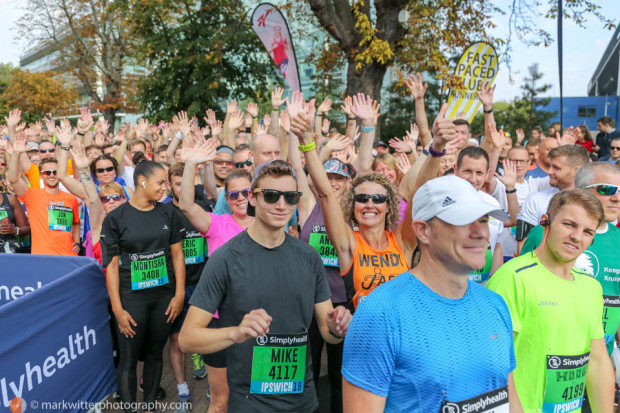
[48,205,72,231]
[250,332,307,395]
[542,353,589,413]
[308,227,339,267]
[603,296,620,348]
[130,249,169,290]
[440,386,509,413]
[182,231,205,265]
[468,247,493,283]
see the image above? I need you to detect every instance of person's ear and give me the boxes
[412,220,432,246]
[248,190,257,207]
[540,214,550,227]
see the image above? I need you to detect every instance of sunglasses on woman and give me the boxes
[214,160,234,166]
[96,166,115,174]
[100,194,123,203]
[253,188,302,205]
[234,160,253,169]
[354,193,388,204]
[226,188,250,201]
[41,169,58,176]
[583,184,619,196]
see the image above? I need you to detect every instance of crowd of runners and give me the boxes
[1,76,620,413]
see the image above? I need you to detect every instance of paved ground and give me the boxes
[102,342,333,413]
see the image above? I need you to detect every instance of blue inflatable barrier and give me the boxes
[0,255,115,412]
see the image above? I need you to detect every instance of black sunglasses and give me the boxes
[253,188,302,205]
[41,169,57,176]
[610,146,620,151]
[96,166,115,174]
[100,194,123,203]
[354,193,388,204]
[39,148,56,154]
[226,188,250,201]
[234,160,253,168]
[583,184,619,196]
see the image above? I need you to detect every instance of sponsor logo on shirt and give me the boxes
[575,251,599,278]
[538,300,558,307]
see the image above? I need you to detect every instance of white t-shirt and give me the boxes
[120,166,136,191]
[517,187,560,226]
[479,190,503,254]
[491,177,550,257]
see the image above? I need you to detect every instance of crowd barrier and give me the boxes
[0,255,116,412]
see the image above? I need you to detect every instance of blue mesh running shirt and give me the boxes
[342,271,516,412]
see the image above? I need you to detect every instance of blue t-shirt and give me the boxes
[524,164,548,179]
[342,272,516,412]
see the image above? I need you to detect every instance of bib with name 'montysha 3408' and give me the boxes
[250,332,307,395]
[130,249,169,290]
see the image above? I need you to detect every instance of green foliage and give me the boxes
[130,0,280,122]
[470,63,555,137]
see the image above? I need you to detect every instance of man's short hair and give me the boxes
[598,116,614,127]
[233,144,250,157]
[575,162,620,188]
[38,157,58,171]
[547,189,604,228]
[85,144,103,153]
[128,139,146,152]
[456,146,489,169]
[453,119,470,131]
[547,145,589,169]
[532,126,543,133]
[155,144,168,154]
[168,162,185,182]
[526,138,541,148]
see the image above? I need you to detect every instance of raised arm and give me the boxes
[57,124,87,200]
[179,139,217,233]
[291,109,356,271]
[405,73,432,147]
[396,103,454,259]
[478,81,497,154]
[71,141,105,243]
[270,88,284,137]
[349,94,377,176]
[7,133,29,197]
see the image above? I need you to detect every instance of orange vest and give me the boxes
[342,230,408,308]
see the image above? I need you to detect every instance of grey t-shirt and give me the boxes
[190,231,331,412]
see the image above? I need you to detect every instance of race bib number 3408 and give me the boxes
[130,249,169,290]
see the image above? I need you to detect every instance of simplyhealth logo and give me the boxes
[0,281,44,303]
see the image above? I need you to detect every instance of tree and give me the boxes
[129,0,279,121]
[18,0,136,126]
[1,69,79,123]
[298,0,614,108]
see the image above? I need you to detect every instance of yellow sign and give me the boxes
[446,42,499,122]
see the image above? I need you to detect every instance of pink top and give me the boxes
[397,199,407,225]
[202,213,245,255]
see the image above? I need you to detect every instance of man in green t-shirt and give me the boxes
[488,189,614,412]
[522,162,620,356]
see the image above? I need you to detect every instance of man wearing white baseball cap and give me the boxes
[342,175,522,412]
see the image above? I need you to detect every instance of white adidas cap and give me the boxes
[412,175,509,225]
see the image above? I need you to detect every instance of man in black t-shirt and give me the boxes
[179,160,351,413]
[166,163,212,410]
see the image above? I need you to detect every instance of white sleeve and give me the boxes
[491,178,509,211]
[517,193,540,226]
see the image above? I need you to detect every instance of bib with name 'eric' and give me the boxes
[182,230,206,265]
[308,225,338,267]
[542,352,589,413]
[130,249,169,290]
[48,205,72,231]
[250,332,307,395]
[440,386,509,413]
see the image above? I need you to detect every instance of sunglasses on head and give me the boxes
[354,193,388,204]
[583,184,619,196]
[253,188,302,205]
[100,194,123,203]
[226,188,250,201]
[96,166,115,174]
[39,148,56,154]
[234,160,253,168]
[41,169,57,176]
[214,160,234,166]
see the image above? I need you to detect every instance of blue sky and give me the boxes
[0,0,618,102]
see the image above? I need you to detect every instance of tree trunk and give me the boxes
[345,59,387,139]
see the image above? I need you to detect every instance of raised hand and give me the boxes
[317,99,332,115]
[388,137,411,154]
[77,108,93,132]
[45,117,55,135]
[405,123,420,144]
[246,102,259,118]
[321,118,330,135]
[372,100,381,125]
[5,109,22,131]
[69,141,91,170]
[445,137,465,156]
[285,90,306,120]
[432,103,455,146]
[404,72,428,100]
[262,114,271,129]
[477,81,496,109]
[177,111,191,137]
[187,137,218,164]
[340,96,353,118]
[290,112,313,145]
[497,159,517,189]
[55,122,73,146]
[325,133,353,152]
[556,127,578,146]
[280,110,291,133]
[515,128,525,144]
[228,109,245,130]
[255,122,268,135]
[137,118,149,136]
[271,87,284,109]
[395,152,412,175]
[487,122,505,149]
[245,113,253,129]
[350,93,375,126]
[211,120,222,137]
[226,100,238,114]
[12,132,27,153]
[99,119,111,135]
[204,109,217,128]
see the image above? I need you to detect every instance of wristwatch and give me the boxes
[15,226,20,236]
